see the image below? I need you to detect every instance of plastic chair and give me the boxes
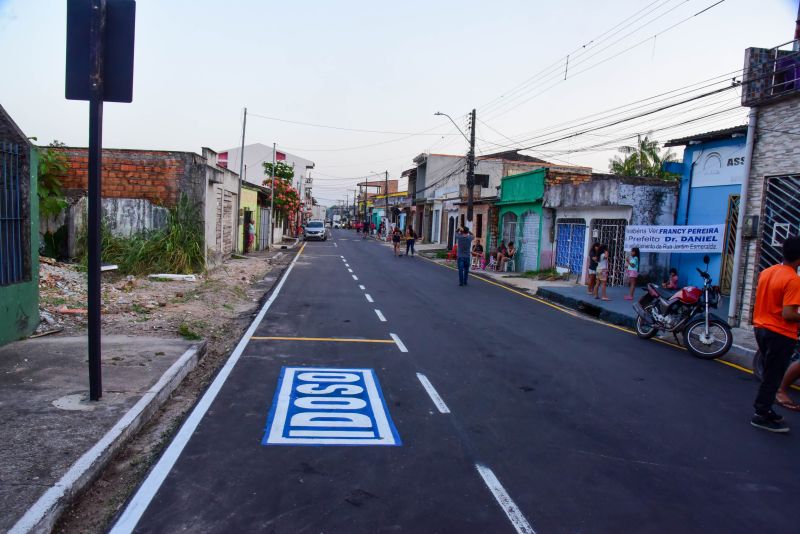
[446,244,458,262]
[505,258,516,272]
[471,255,482,270]
[487,256,498,271]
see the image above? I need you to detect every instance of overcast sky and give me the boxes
[1,0,796,205]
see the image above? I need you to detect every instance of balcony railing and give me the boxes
[742,40,800,107]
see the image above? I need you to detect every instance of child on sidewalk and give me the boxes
[624,247,639,301]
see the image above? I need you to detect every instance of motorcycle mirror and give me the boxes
[703,254,710,265]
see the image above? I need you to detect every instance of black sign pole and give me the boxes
[88,0,106,401]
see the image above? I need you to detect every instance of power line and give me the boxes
[248,112,459,136]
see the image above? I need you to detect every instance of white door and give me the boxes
[520,212,540,272]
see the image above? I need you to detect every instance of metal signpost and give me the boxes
[66,0,136,401]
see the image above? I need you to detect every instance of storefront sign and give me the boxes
[691,145,746,188]
[624,225,725,253]
[263,367,401,446]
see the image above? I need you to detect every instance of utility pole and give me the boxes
[236,107,247,253]
[466,108,476,223]
[269,142,276,247]
[384,170,389,236]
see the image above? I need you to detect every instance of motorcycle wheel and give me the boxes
[635,305,658,339]
[684,320,733,360]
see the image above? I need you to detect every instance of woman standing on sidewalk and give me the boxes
[404,226,416,257]
[624,247,640,301]
[593,244,610,301]
[392,227,402,256]
[587,242,600,294]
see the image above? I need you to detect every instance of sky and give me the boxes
[1,0,797,206]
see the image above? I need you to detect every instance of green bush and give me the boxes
[79,194,205,275]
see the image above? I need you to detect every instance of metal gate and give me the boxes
[720,195,740,294]
[759,175,800,271]
[519,211,540,272]
[259,207,271,250]
[0,142,25,285]
[591,218,627,286]
[555,219,586,274]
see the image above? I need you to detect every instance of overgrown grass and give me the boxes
[519,268,562,280]
[79,194,205,275]
[177,323,202,340]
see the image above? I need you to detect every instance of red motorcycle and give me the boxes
[633,255,733,359]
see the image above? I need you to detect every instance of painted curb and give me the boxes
[9,342,206,534]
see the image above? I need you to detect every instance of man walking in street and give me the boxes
[456,226,474,287]
[751,236,800,433]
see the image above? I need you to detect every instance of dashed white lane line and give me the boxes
[359,285,365,290]
[345,263,350,267]
[475,464,535,534]
[365,294,374,303]
[340,255,345,259]
[415,373,450,414]
[352,275,359,281]
[374,309,386,322]
[348,269,353,273]
[334,242,338,247]
[390,333,407,353]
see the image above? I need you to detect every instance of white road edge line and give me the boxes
[390,333,408,353]
[358,285,365,290]
[352,275,359,281]
[108,247,305,534]
[365,294,374,303]
[374,309,386,322]
[415,373,450,414]
[475,464,535,534]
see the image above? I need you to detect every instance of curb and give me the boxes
[9,342,207,534]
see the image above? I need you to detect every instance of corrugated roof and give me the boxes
[665,125,748,147]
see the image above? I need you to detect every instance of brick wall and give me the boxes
[737,96,800,326]
[54,148,192,207]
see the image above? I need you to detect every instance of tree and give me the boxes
[262,161,300,215]
[37,141,69,218]
[608,134,678,180]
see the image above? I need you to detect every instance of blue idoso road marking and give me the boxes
[263,367,401,446]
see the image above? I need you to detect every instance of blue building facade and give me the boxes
[664,126,747,293]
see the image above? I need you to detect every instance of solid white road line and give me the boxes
[415,373,450,414]
[352,275,359,281]
[359,285,365,290]
[365,294,374,303]
[374,309,386,322]
[108,246,306,534]
[390,333,408,353]
[475,464,535,534]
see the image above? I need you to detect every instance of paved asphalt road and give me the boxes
[111,230,799,533]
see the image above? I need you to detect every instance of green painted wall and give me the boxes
[0,148,39,345]
[495,168,546,271]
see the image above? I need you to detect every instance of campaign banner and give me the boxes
[263,367,401,446]
[624,225,725,253]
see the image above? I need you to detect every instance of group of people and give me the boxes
[390,226,417,257]
[451,227,516,286]
[586,242,640,301]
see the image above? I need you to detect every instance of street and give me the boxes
[108,229,799,533]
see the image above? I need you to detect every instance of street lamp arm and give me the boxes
[434,111,470,144]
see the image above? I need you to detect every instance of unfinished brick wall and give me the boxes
[54,148,190,207]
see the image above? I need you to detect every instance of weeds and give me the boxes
[79,194,205,275]
[177,323,202,340]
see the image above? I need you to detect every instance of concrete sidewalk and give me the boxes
[1,335,204,533]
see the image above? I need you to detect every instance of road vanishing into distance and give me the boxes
[110,229,799,533]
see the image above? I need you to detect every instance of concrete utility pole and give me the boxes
[269,142,276,247]
[236,107,247,253]
[384,170,389,235]
[466,108,476,223]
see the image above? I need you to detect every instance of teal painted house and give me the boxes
[0,105,39,345]
[495,168,545,272]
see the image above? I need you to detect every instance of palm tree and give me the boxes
[609,134,677,179]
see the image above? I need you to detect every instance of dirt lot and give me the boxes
[43,248,294,533]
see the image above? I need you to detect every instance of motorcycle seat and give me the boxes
[654,286,677,300]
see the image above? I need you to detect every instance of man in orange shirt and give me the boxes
[751,236,800,433]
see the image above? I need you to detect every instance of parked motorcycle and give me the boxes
[633,255,733,359]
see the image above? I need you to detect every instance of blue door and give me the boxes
[556,221,586,274]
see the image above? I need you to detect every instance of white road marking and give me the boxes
[390,333,407,353]
[365,294,374,303]
[108,245,306,534]
[348,269,353,273]
[374,309,386,322]
[352,275,359,281]
[359,285,365,290]
[416,373,450,414]
[340,255,344,259]
[334,242,338,247]
[475,464,535,534]
[345,263,350,267]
